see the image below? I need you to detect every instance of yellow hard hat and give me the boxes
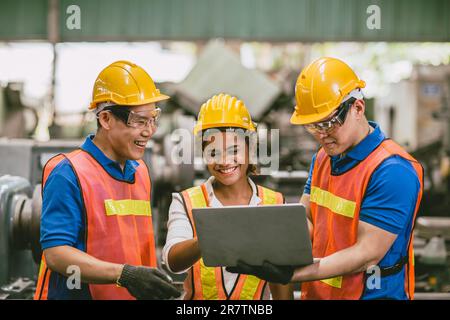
[193,93,256,135]
[89,60,169,110]
[290,57,366,125]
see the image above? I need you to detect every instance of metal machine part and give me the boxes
[0,83,38,139]
[0,175,37,299]
[415,217,450,240]
[173,40,281,120]
[0,278,35,300]
[11,185,42,264]
[414,216,450,294]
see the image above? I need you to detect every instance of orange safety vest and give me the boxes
[180,183,284,300]
[34,149,157,300]
[301,139,423,300]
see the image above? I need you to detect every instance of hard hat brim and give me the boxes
[89,93,170,110]
[193,122,256,136]
[290,105,340,125]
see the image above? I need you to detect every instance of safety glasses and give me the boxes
[101,106,161,129]
[304,98,356,134]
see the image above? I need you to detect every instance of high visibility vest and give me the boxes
[34,149,157,300]
[180,183,284,300]
[301,139,423,300]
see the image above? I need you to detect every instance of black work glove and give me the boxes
[117,264,181,300]
[226,260,294,285]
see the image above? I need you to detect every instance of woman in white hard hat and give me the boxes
[162,93,293,300]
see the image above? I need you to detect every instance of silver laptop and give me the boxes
[192,204,313,267]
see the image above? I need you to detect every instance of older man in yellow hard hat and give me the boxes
[35,61,180,300]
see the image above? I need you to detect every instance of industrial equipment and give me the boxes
[0,175,39,299]
[414,217,450,295]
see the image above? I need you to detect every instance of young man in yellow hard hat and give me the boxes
[163,93,293,300]
[35,61,180,300]
[228,57,423,300]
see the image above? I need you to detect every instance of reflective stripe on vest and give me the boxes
[181,184,283,300]
[310,186,356,219]
[104,199,152,216]
[34,149,156,300]
[302,139,423,300]
[34,254,52,300]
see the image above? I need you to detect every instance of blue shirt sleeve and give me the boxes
[360,155,420,235]
[303,153,317,195]
[40,159,84,250]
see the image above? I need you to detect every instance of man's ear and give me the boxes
[353,99,366,119]
[97,111,112,131]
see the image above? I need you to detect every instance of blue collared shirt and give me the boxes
[40,134,139,299]
[303,121,420,300]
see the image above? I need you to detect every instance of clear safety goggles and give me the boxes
[100,106,161,129]
[304,98,356,134]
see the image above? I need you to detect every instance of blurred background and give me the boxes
[0,0,449,299]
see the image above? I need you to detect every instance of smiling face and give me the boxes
[203,131,250,186]
[97,103,158,163]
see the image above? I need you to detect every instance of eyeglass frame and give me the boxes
[304,97,357,134]
[98,105,161,129]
